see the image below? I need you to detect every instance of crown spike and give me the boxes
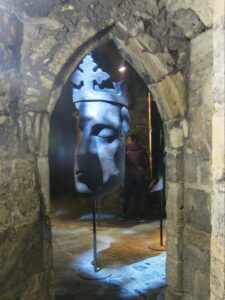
[71,53,128,107]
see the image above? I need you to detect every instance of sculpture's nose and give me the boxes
[76,130,95,168]
[76,134,103,191]
[77,130,90,157]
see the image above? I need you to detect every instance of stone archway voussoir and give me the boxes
[148,72,187,122]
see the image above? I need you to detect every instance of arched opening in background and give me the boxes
[49,40,166,299]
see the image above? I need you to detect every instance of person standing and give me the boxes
[119,133,148,222]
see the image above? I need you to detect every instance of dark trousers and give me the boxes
[122,174,145,218]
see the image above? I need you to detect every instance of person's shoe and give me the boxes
[118,214,126,220]
[134,217,146,223]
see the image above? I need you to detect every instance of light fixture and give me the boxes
[118,65,126,73]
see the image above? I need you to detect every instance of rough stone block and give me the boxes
[169,127,183,149]
[166,0,213,28]
[212,109,225,170]
[141,51,174,82]
[124,17,144,37]
[170,9,205,39]
[0,222,45,294]
[166,153,183,182]
[0,11,22,47]
[184,154,198,183]
[183,260,195,296]
[10,159,40,225]
[0,95,10,113]
[195,271,210,300]
[25,112,36,154]
[213,9,225,105]
[210,293,224,300]
[186,132,210,161]
[0,160,11,201]
[37,157,50,215]
[167,36,188,51]
[183,243,210,275]
[190,29,213,73]
[166,258,183,291]
[177,49,189,70]
[114,21,131,41]
[166,182,184,212]
[0,43,15,69]
[200,160,211,185]
[39,73,54,90]
[136,33,161,53]
[133,0,159,18]
[30,36,57,65]
[184,188,211,233]
[149,72,186,121]
[0,116,19,158]
[0,273,46,300]
[0,202,10,227]
[183,244,210,299]
[0,69,20,100]
[166,233,183,261]
[184,225,210,253]
[39,114,49,157]
[166,221,183,237]
[25,112,49,156]
[127,37,144,59]
[166,210,184,226]
[182,293,195,300]
[166,288,183,300]
[211,194,225,239]
[48,18,96,75]
[210,256,225,299]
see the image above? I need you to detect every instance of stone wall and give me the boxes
[182,29,213,300]
[128,79,149,148]
[0,9,53,300]
[0,1,222,300]
[210,0,225,299]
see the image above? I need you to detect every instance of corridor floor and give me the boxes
[51,199,167,300]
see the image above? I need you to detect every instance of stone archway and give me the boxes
[41,24,187,299]
[0,1,217,299]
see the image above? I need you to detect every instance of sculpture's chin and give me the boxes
[75,181,95,196]
[75,174,122,199]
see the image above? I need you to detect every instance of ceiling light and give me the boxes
[118,65,126,72]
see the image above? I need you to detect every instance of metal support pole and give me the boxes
[160,190,163,246]
[148,93,153,181]
[97,198,101,227]
[92,199,98,272]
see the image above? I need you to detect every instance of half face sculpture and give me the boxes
[71,54,129,198]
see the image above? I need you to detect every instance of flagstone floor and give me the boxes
[51,199,167,300]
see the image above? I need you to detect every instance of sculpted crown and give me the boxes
[71,53,128,107]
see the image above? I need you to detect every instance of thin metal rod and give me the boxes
[160,190,163,246]
[97,198,101,227]
[92,199,98,272]
[148,93,153,181]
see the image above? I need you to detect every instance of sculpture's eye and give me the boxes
[98,128,117,143]
[92,125,117,143]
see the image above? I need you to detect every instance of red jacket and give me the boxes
[125,144,148,175]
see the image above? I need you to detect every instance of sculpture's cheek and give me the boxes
[96,139,124,183]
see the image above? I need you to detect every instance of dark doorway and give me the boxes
[49,41,166,300]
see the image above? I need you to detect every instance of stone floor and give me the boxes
[50,197,167,299]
